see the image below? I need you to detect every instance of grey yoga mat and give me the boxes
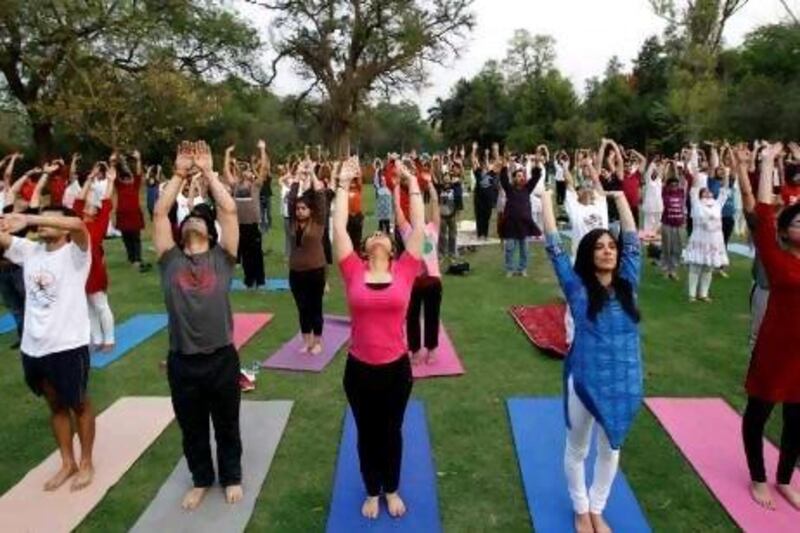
[130,400,293,533]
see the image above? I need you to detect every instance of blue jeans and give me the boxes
[504,239,529,274]
[0,265,25,338]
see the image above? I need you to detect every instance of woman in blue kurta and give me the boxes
[541,187,643,533]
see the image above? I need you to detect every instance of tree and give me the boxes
[0,1,261,155]
[650,0,750,52]
[252,0,475,155]
[505,30,556,84]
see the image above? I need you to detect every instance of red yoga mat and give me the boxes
[233,312,274,351]
[647,397,800,532]
[509,303,568,358]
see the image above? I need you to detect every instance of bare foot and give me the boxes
[777,483,800,510]
[425,349,437,365]
[181,487,209,511]
[70,462,94,491]
[225,484,244,504]
[299,343,309,354]
[590,512,612,533]
[698,296,713,303]
[44,463,77,491]
[410,351,422,366]
[574,512,592,533]
[750,481,776,510]
[361,496,379,519]
[386,492,406,518]
[310,341,323,355]
[100,343,115,353]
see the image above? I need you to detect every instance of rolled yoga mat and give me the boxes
[506,397,651,533]
[130,400,293,533]
[230,278,290,291]
[326,400,442,533]
[411,325,465,379]
[647,397,800,532]
[0,397,175,533]
[509,304,568,358]
[261,315,350,372]
[0,312,17,335]
[232,313,273,351]
[91,313,168,369]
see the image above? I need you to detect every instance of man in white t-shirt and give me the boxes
[0,206,94,492]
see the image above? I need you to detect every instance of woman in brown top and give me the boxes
[288,159,328,354]
[224,140,269,288]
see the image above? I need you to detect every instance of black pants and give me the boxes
[167,344,242,488]
[556,180,566,205]
[343,355,412,496]
[686,215,693,237]
[289,267,326,336]
[238,223,265,287]
[347,213,364,249]
[406,277,442,352]
[722,216,734,246]
[121,230,142,264]
[394,226,406,257]
[474,195,493,238]
[742,397,800,484]
[323,221,333,265]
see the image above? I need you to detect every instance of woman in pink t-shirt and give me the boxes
[333,156,424,521]
[396,176,442,365]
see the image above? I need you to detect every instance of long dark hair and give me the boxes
[573,229,640,323]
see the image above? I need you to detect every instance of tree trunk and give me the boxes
[31,120,54,160]
[329,118,352,159]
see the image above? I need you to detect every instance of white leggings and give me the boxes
[687,264,714,298]
[88,291,115,346]
[564,376,620,514]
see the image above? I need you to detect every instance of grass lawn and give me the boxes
[0,190,768,532]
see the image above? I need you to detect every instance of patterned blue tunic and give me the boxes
[545,231,643,449]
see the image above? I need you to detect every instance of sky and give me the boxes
[235,0,791,114]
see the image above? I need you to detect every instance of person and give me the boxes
[224,141,268,289]
[740,142,800,511]
[499,159,541,277]
[660,162,687,280]
[153,141,243,511]
[682,158,729,302]
[599,139,626,237]
[0,203,95,492]
[435,161,460,263]
[564,155,609,260]
[541,185,642,533]
[706,143,736,277]
[0,152,26,347]
[72,164,116,351]
[471,142,497,240]
[624,149,646,226]
[61,153,83,210]
[554,150,569,205]
[396,176,442,365]
[113,150,149,272]
[375,174,393,234]
[641,158,664,235]
[346,166,364,247]
[333,155,423,520]
[145,164,162,221]
[287,159,328,355]
[279,165,294,259]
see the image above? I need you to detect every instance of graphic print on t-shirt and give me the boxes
[582,213,604,232]
[29,267,58,307]
[174,264,217,295]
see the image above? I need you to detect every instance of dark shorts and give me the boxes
[22,346,91,409]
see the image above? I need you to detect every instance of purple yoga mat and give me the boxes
[261,315,351,372]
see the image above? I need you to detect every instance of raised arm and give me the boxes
[399,162,425,259]
[153,143,194,257]
[132,149,143,179]
[609,140,625,178]
[393,179,409,229]
[29,167,52,209]
[757,142,782,205]
[733,145,755,213]
[333,157,356,261]
[3,211,89,250]
[223,145,236,186]
[427,179,440,228]
[611,191,637,232]
[256,139,269,185]
[194,141,238,257]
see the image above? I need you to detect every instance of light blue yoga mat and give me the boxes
[91,313,168,369]
[230,278,289,291]
[0,313,17,335]
[506,397,651,533]
[326,400,442,533]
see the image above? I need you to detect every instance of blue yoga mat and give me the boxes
[728,242,755,259]
[507,397,651,533]
[230,278,290,292]
[326,400,442,533]
[0,313,17,335]
[91,313,168,369]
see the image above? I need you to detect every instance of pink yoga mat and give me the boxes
[233,312,274,351]
[0,397,174,533]
[647,398,800,532]
[261,315,350,372]
[412,325,464,379]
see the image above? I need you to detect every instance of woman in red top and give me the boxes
[333,156,423,521]
[742,142,800,511]
[73,166,116,351]
[112,150,148,272]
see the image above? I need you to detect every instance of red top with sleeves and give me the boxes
[115,174,145,232]
[74,198,112,294]
[622,170,642,207]
[48,165,68,206]
[781,183,800,207]
[20,180,36,202]
[746,202,800,402]
[383,160,410,220]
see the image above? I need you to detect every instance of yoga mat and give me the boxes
[411,325,465,379]
[130,400,293,533]
[728,242,755,259]
[326,400,441,533]
[230,278,290,291]
[91,313,168,369]
[261,315,350,372]
[507,397,651,533]
[509,304,568,358]
[0,312,16,335]
[233,313,274,351]
[647,397,800,532]
[0,397,174,533]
